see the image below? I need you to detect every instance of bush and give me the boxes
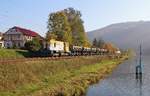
[25,37,41,52]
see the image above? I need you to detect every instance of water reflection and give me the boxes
[136,75,143,96]
[86,56,150,96]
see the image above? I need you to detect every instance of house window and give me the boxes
[18,42,20,47]
[10,35,13,40]
[54,43,56,47]
[7,43,10,48]
[28,36,31,39]
[17,35,20,39]
[12,29,16,32]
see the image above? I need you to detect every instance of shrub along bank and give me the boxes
[0,49,30,58]
[0,56,128,96]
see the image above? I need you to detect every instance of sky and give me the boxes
[0,0,150,36]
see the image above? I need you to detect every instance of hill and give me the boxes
[87,21,150,54]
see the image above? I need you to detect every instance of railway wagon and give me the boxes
[70,45,83,56]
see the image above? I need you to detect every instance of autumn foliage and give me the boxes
[46,8,90,47]
[102,43,119,54]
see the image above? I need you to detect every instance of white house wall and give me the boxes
[0,41,4,48]
[4,28,26,48]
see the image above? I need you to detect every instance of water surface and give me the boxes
[86,56,150,96]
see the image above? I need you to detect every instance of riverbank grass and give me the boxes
[0,56,127,96]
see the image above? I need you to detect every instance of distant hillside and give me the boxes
[87,21,150,54]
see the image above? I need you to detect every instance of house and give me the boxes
[4,26,43,48]
[0,32,4,48]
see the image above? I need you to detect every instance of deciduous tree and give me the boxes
[63,8,90,46]
[47,8,91,47]
[24,37,41,52]
[47,12,72,44]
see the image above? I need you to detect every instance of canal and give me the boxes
[86,56,150,96]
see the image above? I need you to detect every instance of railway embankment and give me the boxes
[0,55,128,96]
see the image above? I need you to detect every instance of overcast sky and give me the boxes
[0,0,150,36]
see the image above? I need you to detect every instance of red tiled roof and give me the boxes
[12,26,39,37]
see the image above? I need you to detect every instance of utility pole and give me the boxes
[139,44,142,75]
[136,44,142,79]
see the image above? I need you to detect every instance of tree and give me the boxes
[46,32,57,41]
[92,38,97,47]
[102,42,118,54]
[24,37,41,52]
[47,8,91,47]
[97,38,105,48]
[63,8,90,46]
[47,11,72,44]
[92,37,105,48]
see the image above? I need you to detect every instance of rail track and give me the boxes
[0,55,102,64]
[0,56,72,64]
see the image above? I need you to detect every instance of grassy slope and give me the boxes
[0,56,127,96]
[0,49,29,58]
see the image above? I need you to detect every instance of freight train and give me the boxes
[44,39,109,56]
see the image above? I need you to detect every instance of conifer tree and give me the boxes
[92,38,97,47]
